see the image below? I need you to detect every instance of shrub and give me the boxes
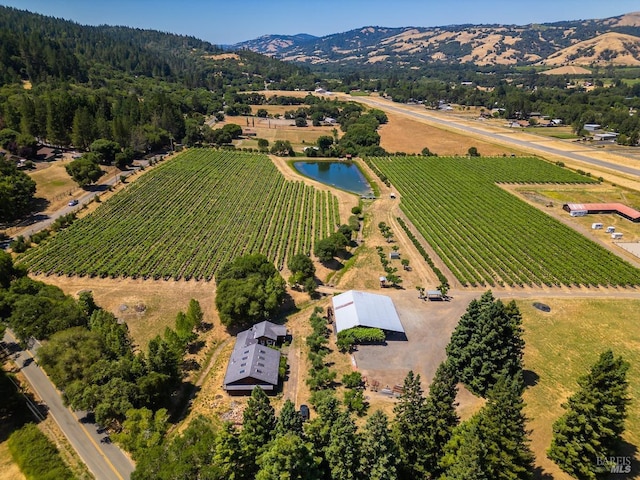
[337,327,385,352]
[8,423,74,480]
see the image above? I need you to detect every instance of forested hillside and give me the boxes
[0,6,314,156]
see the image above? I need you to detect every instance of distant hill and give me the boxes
[232,12,640,69]
[0,6,307,89]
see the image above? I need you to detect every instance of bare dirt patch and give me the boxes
[29,275,219,350]
[203,53,240,61]
[377,110,518,156]
[541,65,592,75]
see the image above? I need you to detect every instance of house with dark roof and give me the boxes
[250,321,287,346]
[223,321,287,394]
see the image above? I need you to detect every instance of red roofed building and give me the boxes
[563,203,640,223]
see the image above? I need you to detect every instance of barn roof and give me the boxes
[251,321,287,343]
[564,203,640,221]
[223,342,280,389]
[332,290,405,334]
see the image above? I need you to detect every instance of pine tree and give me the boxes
[392,370,428,479]
[440,375,533,480]
[213,422,244,480]
[256,433,321,480]
[548,350,630,479]
[423,362,460,478]
[359,410,399,480]
[186,298,204,331]
[480,375,534,479]
[446,291,525,396]
[326,411,361,480]
[440,415,488,480]
[275,399,304,437]
[240,387,276,478]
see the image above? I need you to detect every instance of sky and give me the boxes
[1,0,639,45]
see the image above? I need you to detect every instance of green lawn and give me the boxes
[520,298,640,479]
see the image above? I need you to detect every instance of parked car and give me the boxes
[300,404,310,422]
[68,199,79,206]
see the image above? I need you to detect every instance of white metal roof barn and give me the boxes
[332,290,405,334]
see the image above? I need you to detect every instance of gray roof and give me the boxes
[223,341,280,388]
[332,290,405,334]
[251,321,287,343]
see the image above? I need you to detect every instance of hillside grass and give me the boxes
[520,298,640,479]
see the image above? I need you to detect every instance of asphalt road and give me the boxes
[356,96,640,178]
[11,161,150,241]
[2,330,135,480]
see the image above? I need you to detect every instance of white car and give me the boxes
[68,199,79,206]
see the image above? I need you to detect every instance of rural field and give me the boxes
[8,90,640,480]
[519,297,640,479]
[18,150,341,281]
[369,155,640,288]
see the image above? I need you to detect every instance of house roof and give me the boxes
[223,341,280,388]
[332,290,405,334]
[251,321,287,342]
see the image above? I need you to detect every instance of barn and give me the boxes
[563,203,640,223]
[332,290,405,335]
[223,321,286,393]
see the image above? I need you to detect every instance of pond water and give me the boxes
[293,161,373,195]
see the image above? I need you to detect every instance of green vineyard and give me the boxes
[370,156,640,287]
[20,150,340,281]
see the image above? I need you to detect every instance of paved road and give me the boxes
[11,161,150,241]
[355,96,640,178]
[2,330,135,480]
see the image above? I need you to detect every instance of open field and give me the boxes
[519,298,640,479]
[18,150,340,281]
[370,155,640,287]
[377,110,518,156]
[26,156,117,214]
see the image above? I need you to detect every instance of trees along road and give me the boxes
[2,329,135,480]
[12,160,150,241]
[354,95,640,178]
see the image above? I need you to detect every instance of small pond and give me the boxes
[293,161,373,195]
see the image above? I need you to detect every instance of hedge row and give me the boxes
[396,217,449,287]
[337,327,385,352]
[8,423,75,480]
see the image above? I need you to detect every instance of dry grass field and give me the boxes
[520,298,640,479]
[376,110,518,156]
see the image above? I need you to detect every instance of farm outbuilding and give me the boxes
[563,203,640,223]
[332,290,405,335]
[427,290,444,301]
[223,320,286,394]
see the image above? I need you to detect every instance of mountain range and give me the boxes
[232,12,640,69]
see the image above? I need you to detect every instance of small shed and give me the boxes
[427,290,443,301]
[389,251,400,260]
[591,223,603,230]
